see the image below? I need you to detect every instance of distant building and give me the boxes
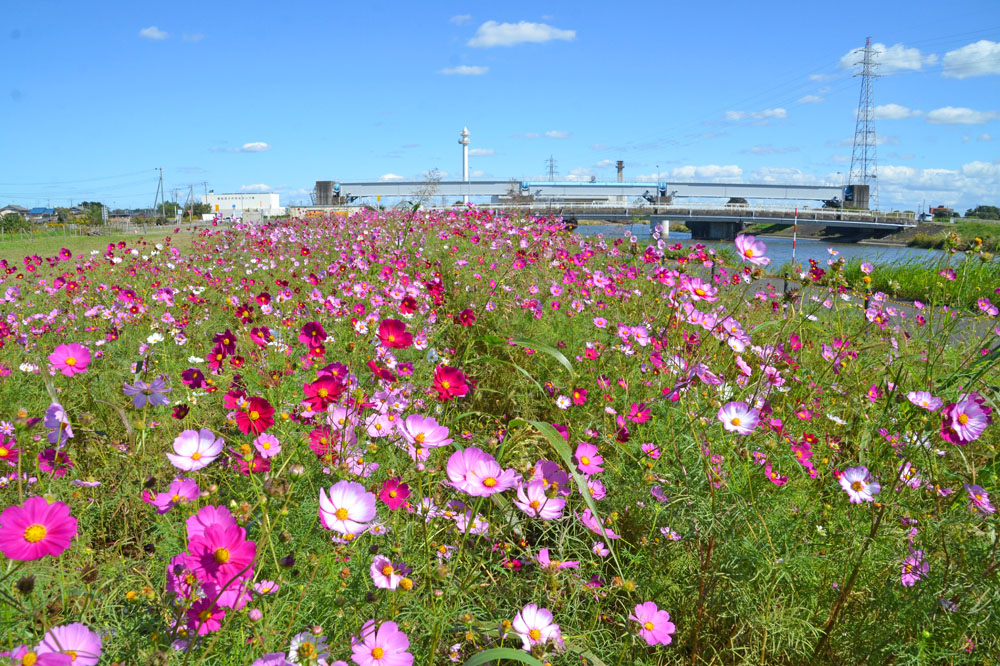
[27,207,56,223]
[201,191,284,217]
[0,204,28,217]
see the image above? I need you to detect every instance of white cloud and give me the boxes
[182,33,204,42]
[669,165,743,182]
[439,65,489,75]
[797,95,824,104]
[468,148,494,156]
[874,103,921,120]
[240,184,271,192]
[139,26,168,40]
[809,73,837,82]
[594,159,616,168]
[839,42,937,75]
[470,169,486,178]
[943,40,1000,79]
[926,107,999,125]
[237,142,271,152]
[449,14,472,25]
[545,130,570,139]
[980,133,994,142]
[467,21,575,47]
[514,132,540,139]
[877,160,1000,207]
[378,173,404,181]
[725,108,787,122]
[565,167,595,182]
[743,145,799,155]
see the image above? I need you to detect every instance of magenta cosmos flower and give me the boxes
[351,619,413,666]
[142,476,200,514]
[718,401,759,435]
[187,522,257,584]
[901,550,928,587]
[379,478,410,510]
[370,555,410,590]
[253,434,281,459]
[37,622,103,666]
[940,393,992,445]
[630,601,676,646]
[574,442,604,476]
[48,343,91,377]
[734,234,770,267]
[319,480,377,536]
[576,508,620,539]
[0,647,71,665]
[839,466,881,503]
[0,496,77,561]
[396,414,452,449]
[964,483,995,516]
[167,428,225,471]
[446,447,519,496]
[186,504,238,540]
[511,604,562,652]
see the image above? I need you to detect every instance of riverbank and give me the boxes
[748,220,1000,251]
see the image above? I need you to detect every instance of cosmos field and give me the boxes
[0,208,997,665]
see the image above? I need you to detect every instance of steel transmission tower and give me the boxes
[848,37,880,211]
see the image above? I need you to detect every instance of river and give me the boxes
[574,223,950,268]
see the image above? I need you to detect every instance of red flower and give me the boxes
[457,308,476,327]
[368,360,398,383]
[298,321,326,348]
[303,377,345,412]
[377,319,413,349]
[433,365,469,401]
[235,397,274,436]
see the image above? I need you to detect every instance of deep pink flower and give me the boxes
[378,319,413,349]
[350,619,413,666]
[576,508,620,539]
[186,504,238,540]
[187,522,257,584]
[630,601,676,646]
[940,393,992,445]
[236,397,275,436]
[186,598,226,635]
[574,442,604,476]
[734,234,770,267]
[379,478,410,510]
[432,365,469,401]
[0,497,77,561]
[48,343,90,377]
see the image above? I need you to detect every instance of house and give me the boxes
[27,207,56,223]
[0,204,28,217]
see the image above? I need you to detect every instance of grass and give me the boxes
[0,225,209,265]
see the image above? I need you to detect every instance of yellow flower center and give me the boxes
[381,564,394,576]
[299,643,316,658]
[483,477,497,487]
[335,507,349,521]
[249,411,260,421]
[438,545,448,553]
[957,413,970,425]
[643,621,655,631]
[0,447,8,457]
[528,628,542,641]
[580,456,591,465]
[440,380,450,389]
[371,647,385,659]
[213,548,230,564]
[216,354,223,361]
[745,249,754,258]
[171,494,181,503]
[730,417,741,426]
[414,433,426,444]
[66,650,77,661]
[851,481,864,492]
[530,500,540,509]
[191,452,202,461]
[65,356,77,366]
[24,524,47,543]
[22,652,38,666]
[388,334,395,342]
[224,339,230,345]
[262,441,271,449]
[695,288,706,296]
[199,609,213,622]
[975,493,983,501]
[904,564,912,573]
[400,577,413,590]
[389,490,398,498]
[318,388,328,398]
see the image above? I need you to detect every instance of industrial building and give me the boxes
[201,191,284,218]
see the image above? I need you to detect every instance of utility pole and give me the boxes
[152,168,166,220]
[848,37,880,211]
[546,155,557,182]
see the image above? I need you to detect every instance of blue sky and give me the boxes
[2,0,998,211]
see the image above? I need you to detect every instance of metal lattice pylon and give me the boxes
[848,37,880,211]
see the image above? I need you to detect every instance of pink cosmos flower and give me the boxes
[576,508,620,539]
[839,466,881,503]
[629,601,676,646]
[940,393,992,445]
[574,442,604,476]
[0,496,77,561]
[319,480,377,535]
[0,647,71,665]
[396,414,452,449]
[379,478,410,510]
[370,555,409,590]
[249,654,292,666]
[734,234,770,267]
[718,401,759,435]
[36,622,102,666]
[48,343,91,377]
[511,604,562,652]
[350,619,413,666]
[906,391,942,411]
[186,504,238,540]
[253,434,281,459]
[513,480,566,519]
[378,319,413,349]
[187,598,226,635]
[537,548,579,570]
[446,447,518,496]
[167,428,225,471]
[901,550,928,587]
[964,483,995,516]
[142,477,200,514]
[187,522,257,584]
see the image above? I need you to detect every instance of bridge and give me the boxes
[313,179,910,240]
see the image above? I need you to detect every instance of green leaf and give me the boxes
[511,336,575,378]
[461,648,546,666]
[467,356,546,396]
[521,420,624,577]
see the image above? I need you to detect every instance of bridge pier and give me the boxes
[688,219,745,241]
